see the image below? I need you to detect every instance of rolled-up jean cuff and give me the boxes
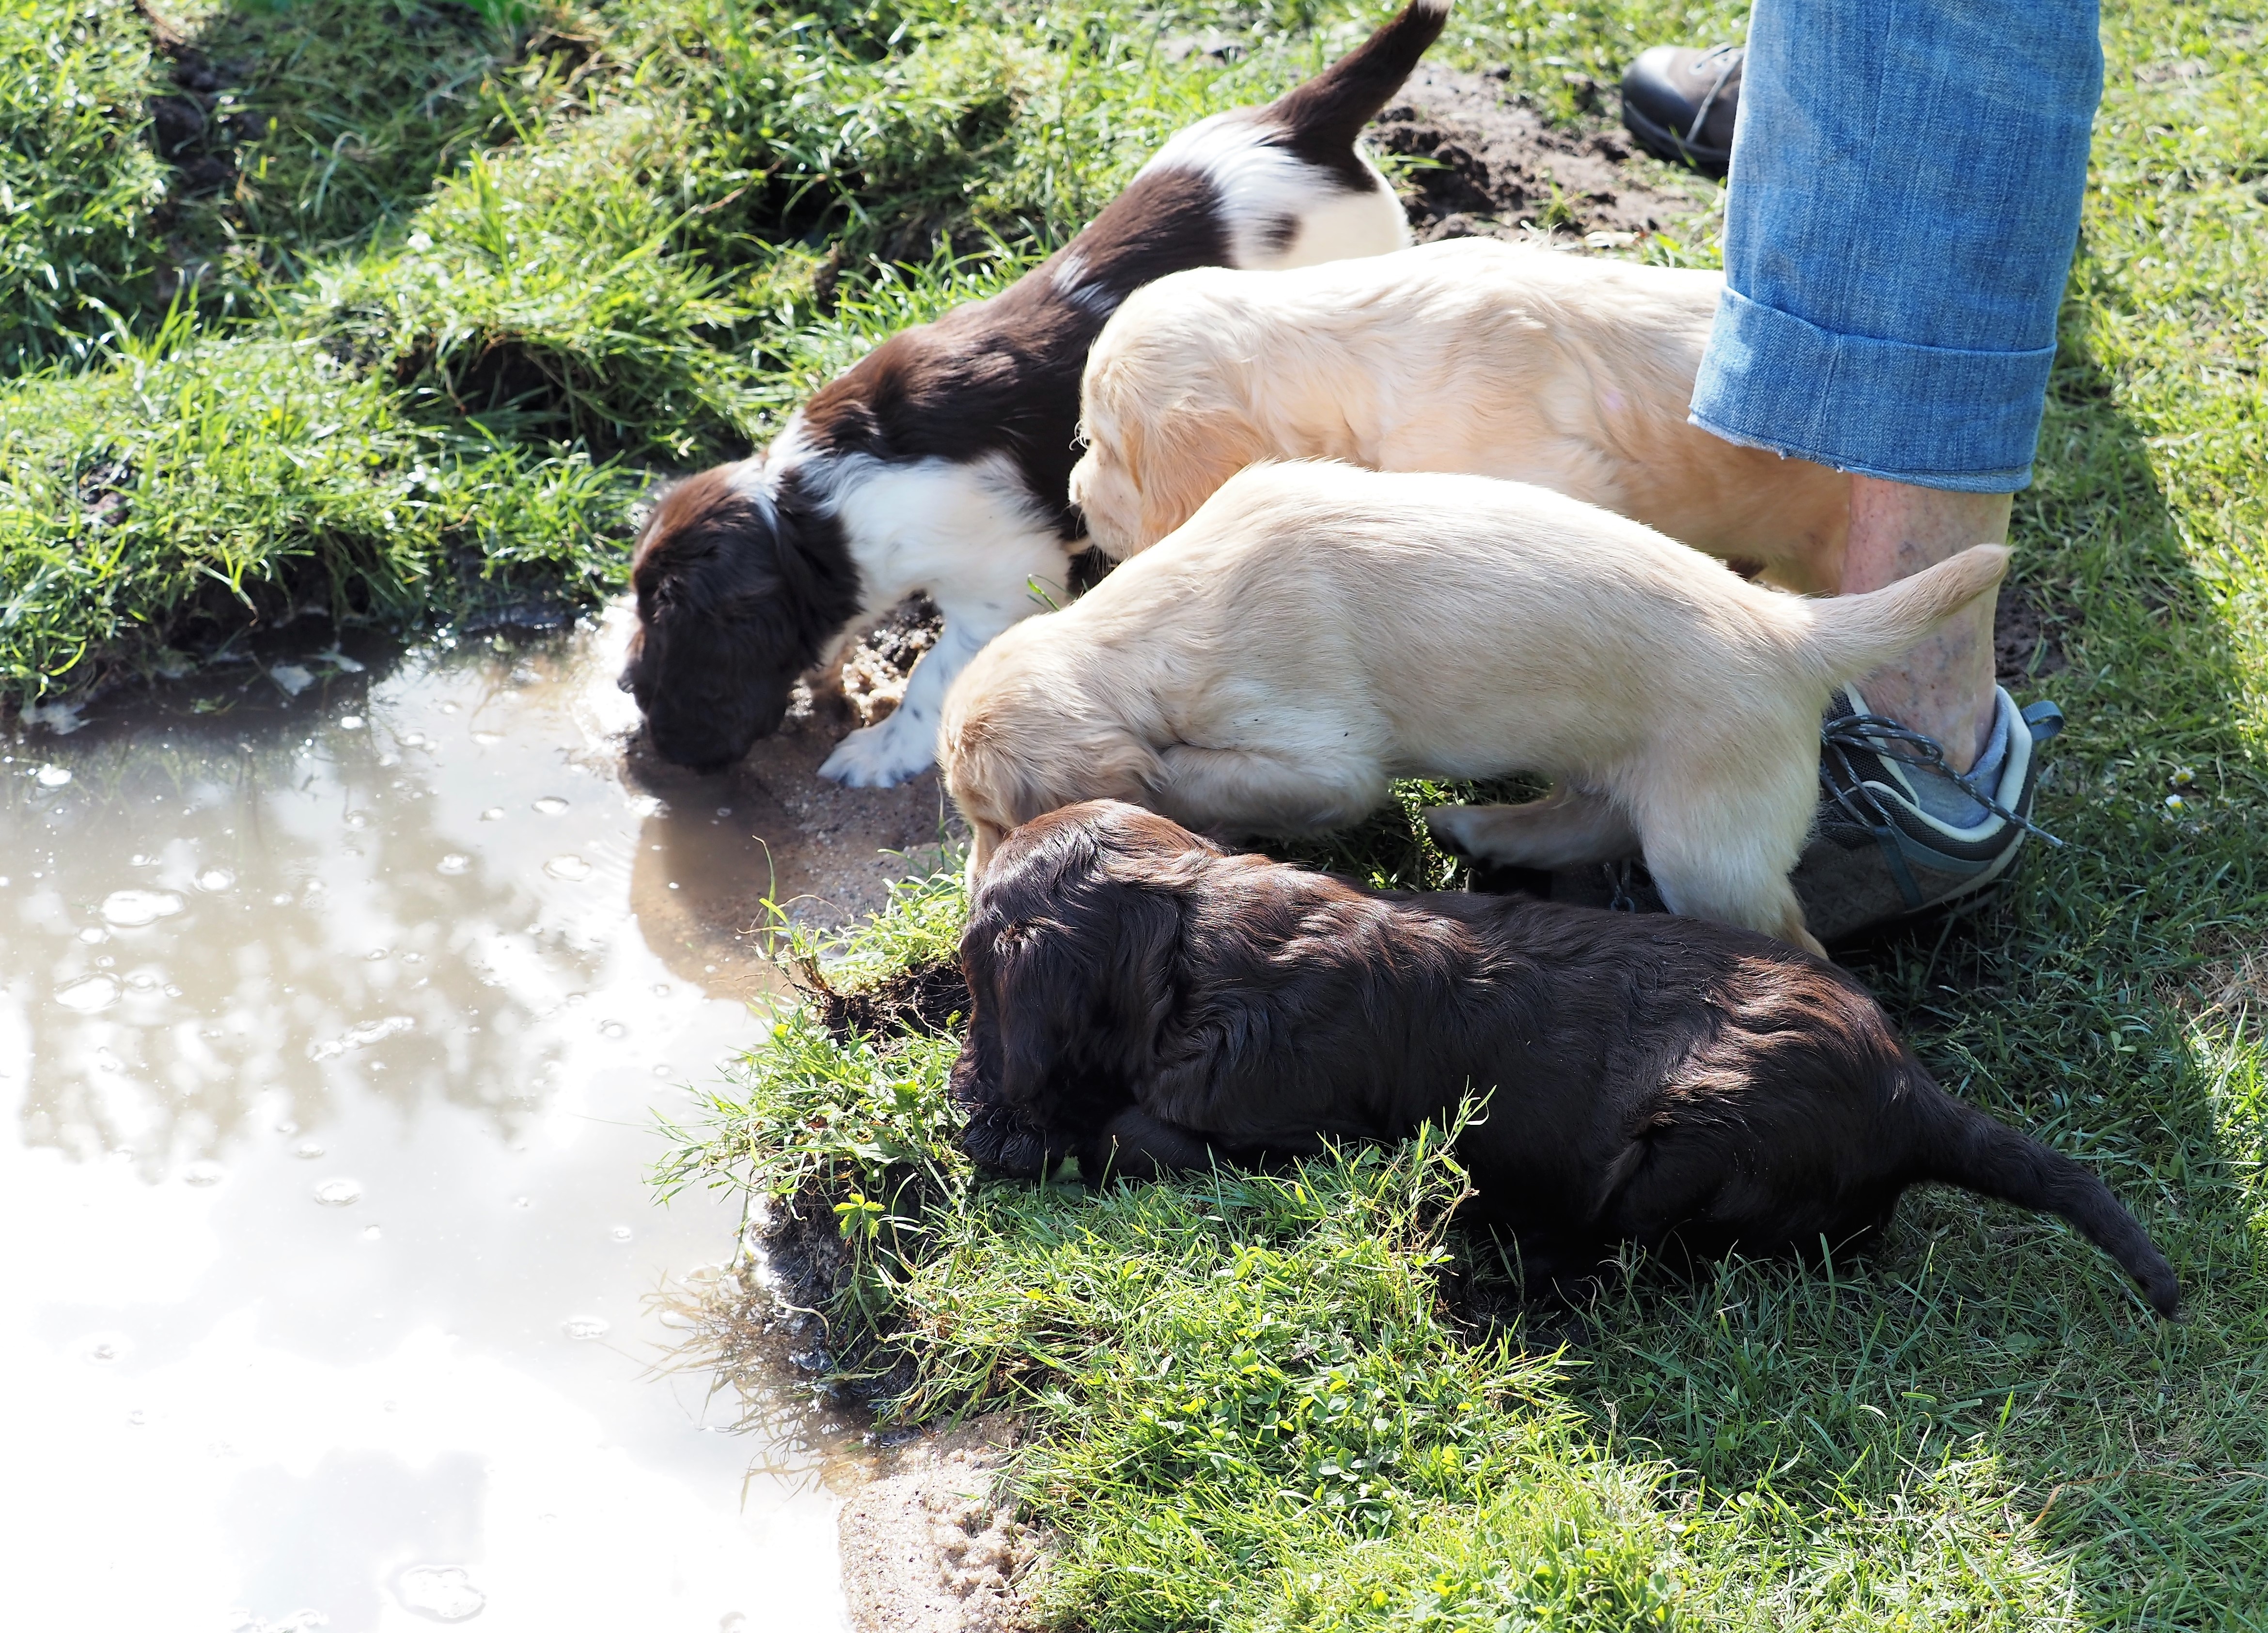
[1688,287,2052,492]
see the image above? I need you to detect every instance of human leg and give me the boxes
[1678,0,2099,934]
[1843,480,2010,770]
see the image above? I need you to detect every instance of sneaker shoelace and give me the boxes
[1820,709,2065,848]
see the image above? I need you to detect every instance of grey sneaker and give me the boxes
[1795,684,2063,945]
[1513,686,2064,948]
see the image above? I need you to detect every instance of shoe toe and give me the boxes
[1619,45,1739,173]
[1619,45,1700,126]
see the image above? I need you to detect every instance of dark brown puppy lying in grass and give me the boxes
[949,801,2180,1316]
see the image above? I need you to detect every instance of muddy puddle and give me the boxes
[0,607,951,1631]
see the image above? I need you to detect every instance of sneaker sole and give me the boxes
[1620,101,1731,176]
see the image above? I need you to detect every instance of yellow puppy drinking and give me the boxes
[943,462,2004,955]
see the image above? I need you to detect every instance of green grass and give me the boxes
[4,0,2264,1623]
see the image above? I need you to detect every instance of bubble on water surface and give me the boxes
[196,869,234,893]
[344,811,369,829]
[312,1177,363,1207]
[362,1225,383,1242]
[479,807,504,821]
[367,948,390,961]
[307,1014,416,1060]
[543,854,591,881]
[437,854,470,875]
[471,731,502,746]
[561,1316,610,1341]
[532,796,569,815]
[35,764,72,787]
[125,1409,146,1426]
[79,926,107,943]
[599,1020,626,1039]
[610,1225,632,1242]
[340,715,365,730]
[292,1141,326,1160]
[396,1564,486,1623]
[83,1336,126,1364]
[400,732,427,748]
[57,975,120,1012]
[182,1160,225,1187]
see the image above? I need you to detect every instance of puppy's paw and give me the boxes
[1426,804,1517,865]
[819,715,935,787]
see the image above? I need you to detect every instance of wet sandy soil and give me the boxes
[0,605,948,1632]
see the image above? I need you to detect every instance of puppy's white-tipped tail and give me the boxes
[1262,0,1452,154]
[1797,544,2010,685]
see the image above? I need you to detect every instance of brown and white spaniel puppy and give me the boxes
[621,0,1450,786]
[1067,235,1851,591]
[950,802,2180,1316]
[941,461,2006,955]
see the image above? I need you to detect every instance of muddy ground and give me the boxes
[837,1416,1044,1633]
[1372,65,1718,243]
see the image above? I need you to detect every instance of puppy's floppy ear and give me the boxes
[944,703,1163,839]
[1125,404,1270,544]
[960,842,1188,1132]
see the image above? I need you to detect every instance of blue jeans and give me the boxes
[1689,0,2103,492]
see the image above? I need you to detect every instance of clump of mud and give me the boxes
[798,955,970,1046]
[840,595,944,727]
[1370,66,1715,242]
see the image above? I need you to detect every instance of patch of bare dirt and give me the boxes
[842,596,944,728]
[1369,65,1716,242]
[837,1415,1044,1633]
[1994,581,2074,690]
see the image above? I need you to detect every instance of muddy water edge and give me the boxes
[0,607,952,1632]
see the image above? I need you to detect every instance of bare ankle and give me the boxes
[1844,475,2008,769]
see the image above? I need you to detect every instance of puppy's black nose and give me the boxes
[616,668,636,695]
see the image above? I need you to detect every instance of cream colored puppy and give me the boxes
[1068,237,1850,592]
[942,463,2005,956]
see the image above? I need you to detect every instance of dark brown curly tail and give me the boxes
[1917,1072,2180,1317]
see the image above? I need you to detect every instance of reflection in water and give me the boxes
[0,608,949,1631]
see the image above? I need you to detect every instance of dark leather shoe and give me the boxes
[1620,44,1742,177]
